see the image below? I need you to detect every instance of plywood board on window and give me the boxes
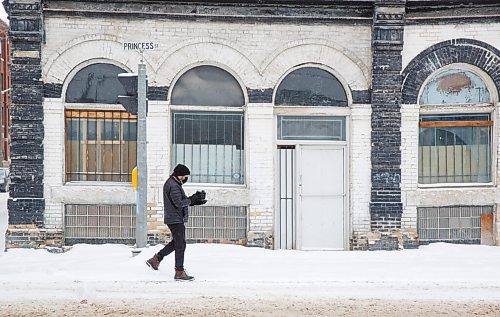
[480,213,494,246]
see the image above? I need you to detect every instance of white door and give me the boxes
[298,145,345,250]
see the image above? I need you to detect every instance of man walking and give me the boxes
[146,164,206,281]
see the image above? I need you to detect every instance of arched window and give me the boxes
[171,65,245,184]
[275,67,347,141]
[171,65,245,107]
[275,67,347,107]
[419,69,491,105]
[418,68,493,184]
[66,63,127,104]
[65,63,136,182]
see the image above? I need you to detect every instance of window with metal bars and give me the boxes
[418,67,494,185]
[172,112,244,184]
[418,113,492,184]
[417,206,491,244]
[170,65,246,184]
[65,110,137,182]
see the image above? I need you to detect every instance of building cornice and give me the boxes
[40,0,499,24]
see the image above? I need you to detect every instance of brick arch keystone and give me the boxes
[402,38,500,104]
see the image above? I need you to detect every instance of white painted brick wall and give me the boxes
[403,23,500,70]
[350,105,372,233]
[247,104,275,232]
[41,16,372,240]
[400,105,420,231]
[400,105,420,192]
[42,17,372,90]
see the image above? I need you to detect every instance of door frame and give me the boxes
[274,141,350,250]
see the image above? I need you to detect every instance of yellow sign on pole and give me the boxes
[132,166,138,190]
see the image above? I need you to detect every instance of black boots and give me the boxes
[174,269,194,281]
[145,254,160,270]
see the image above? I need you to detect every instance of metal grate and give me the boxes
[417,206,492,244]
[65,110,137,182]
[277,145,295,249]
[418,114,492,184]
[172,112,245,184]
[186,206,247,241]
[65,204,136,242]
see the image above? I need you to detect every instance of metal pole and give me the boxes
[0,79,4,164]
[136,63,148,248]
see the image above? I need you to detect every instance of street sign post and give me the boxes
[136,63,148,249]
[118,64,148,249]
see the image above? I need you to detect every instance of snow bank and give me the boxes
[0,243,499,301]
[0,242,499,284]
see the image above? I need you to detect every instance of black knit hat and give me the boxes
[173,164,190,176]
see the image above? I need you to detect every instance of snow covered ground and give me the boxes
[1,242,500,301]
[0,242,500,316]
[1,187,499,315]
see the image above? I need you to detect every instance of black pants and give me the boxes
[157,223,186,271]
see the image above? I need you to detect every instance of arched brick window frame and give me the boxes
[402,39,500,104]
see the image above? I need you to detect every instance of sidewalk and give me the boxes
[1,242,499,302]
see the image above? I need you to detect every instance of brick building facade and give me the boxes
[3,0,499,250]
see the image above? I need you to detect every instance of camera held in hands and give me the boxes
[189,190,207,206]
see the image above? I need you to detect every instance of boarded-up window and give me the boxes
[65,110,137,182]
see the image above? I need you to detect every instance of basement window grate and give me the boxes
[186,206,247,241]
[417,205,492,244]
[65,204,136,244]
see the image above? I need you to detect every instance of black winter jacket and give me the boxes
[163,175,191,224]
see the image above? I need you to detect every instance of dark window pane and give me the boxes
[66,63,128,104]
[171,66,244,107]
[275,67,348,107]
[66,118,81,140]
[87,120,97,141]
[102,121,120,141]
[123,122,137,141]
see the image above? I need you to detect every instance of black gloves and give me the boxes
[189,190,207,206]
